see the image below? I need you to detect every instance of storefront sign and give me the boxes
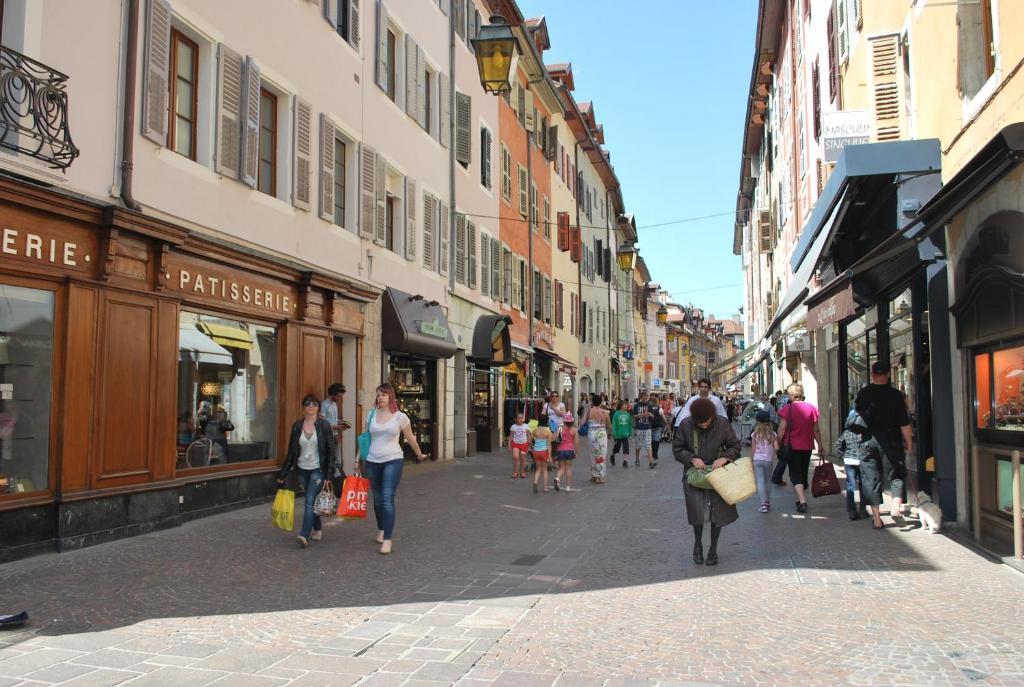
[165,254,298,315]
[0,225,94,272]
[807,283,856,329]
[787,331,812,353]
[418,318,449,339]
[823,110,870,163]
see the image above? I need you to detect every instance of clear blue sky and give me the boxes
[517,0,757,319]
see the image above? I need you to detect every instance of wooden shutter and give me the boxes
[518,166,527,217]
[826,5,838,103]
[348,0,360,49]
[439,73,451,148]
[467,221,478,289]
[215,45,243,179]
[511,255,521,310]
[524,89,534,131]
[293,97,313,211]
[511,81,521,120]
[375,0,389,92]
[374,154,386,244]
[438,200,449,276]
[455,92,472,166]
[480,232,490,295]
[502,245,512,303]
[416,46,427,129]
[545,125,558,162]
[142,0,171,146]
[405,34,418,119]
[454,0,466,39]
[323,0,339,30]
[570,226,581,263]
[359,143,376,238]
[490,237,501,300]
[470,9,481,51]
[404,177,416,260]
[544,278,552,323]
[422,193,435,270]
[501,145,511,199]
[239,57,261,188]
[454,212,467,284]
[555,281,562,328]
[811,60,821,141]
[557,211,569,251]
[318,113,336,221]
[870,34,903,142]
[603,247,611,280]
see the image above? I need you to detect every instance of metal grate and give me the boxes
[511,554,546,566]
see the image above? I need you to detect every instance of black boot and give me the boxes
[692,525,704,564]
[706,524,721,566]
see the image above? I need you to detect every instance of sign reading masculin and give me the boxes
[823,110,870,163]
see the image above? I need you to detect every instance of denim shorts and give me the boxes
[556,450,576,461]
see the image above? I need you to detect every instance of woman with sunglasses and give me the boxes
[277,394,339,548]
[359,383,428,554]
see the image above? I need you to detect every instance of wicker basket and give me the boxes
[706,457,757,505]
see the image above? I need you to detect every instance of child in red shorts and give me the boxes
[508,413,531,478]
[531,426,553,493]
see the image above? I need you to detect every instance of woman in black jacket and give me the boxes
[277,394,340,547]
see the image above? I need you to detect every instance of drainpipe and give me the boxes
[120,0,141,211]
[447,7,456,294]
[605,186,614,373]
[574,141,582,386]
[527,129,534,352]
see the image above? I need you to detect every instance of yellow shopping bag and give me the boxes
[271,489,295,531]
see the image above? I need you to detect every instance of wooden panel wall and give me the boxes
[60,284,99,494]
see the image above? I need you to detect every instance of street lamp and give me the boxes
[470,15,520,95]
[616,240,636,272]
[656,305,669,326]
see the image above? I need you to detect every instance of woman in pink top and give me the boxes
[773,383,824,513]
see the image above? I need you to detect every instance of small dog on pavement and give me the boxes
[916,491,942,533]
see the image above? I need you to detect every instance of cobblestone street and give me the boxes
[1,451,1023,687]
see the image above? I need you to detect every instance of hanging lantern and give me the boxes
[616,240,637,272]
[656,305,669,326]
[200,381,221,397]
[471,16,520,95]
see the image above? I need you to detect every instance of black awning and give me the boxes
[468,314,512,367]
[382,287,457,359]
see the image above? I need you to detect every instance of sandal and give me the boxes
[512,472,520,478]
[553,478,560,491]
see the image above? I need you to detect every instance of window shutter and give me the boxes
[404,176,416,260]
[438,200,449,276]
[826,6,838,103]
[439,0,449,16]
[555,281,562,328]
[142,0,171,146]
[317,112,335,221]
[417,46,427,129]
[511,255,521,310]
[544,278,552,324]
[545,125,558,162]
[524,89,534,131]
[595,239,603,279]
[502,246,512,303]
[215,45,243,179]
[405,34,418,119]
[454,0,465,39]
[490,237,501,300]
[837,0,849,64]
[557,212,569,251]
[293,98,313,211]
[470,9,481,51]
[518,166,527,217]
[511,81,521,120]
[374,154,386,244]
[570,226,581,263]
[811,60,821,141]
[581,301,587,343]
[501,145,511,199]
[454,212,467,284]
[869,34,903,142]
[480,232,490,295]
[455,92,472,166]
[239,57,261,188]
[422,192,435,270]
[467,221,478,289]
[481,128,492,189]
[375,0,389,92]
[323,0,339,30]
[348,0,360,49]
[438,73,451,149]
[359,143,376,238]
[603,247,611,280]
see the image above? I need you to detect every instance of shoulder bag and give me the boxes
[357,409,376,461]
[686,429,714,490]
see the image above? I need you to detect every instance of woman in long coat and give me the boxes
[673,397,741,566]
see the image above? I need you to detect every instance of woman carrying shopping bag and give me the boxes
[774,383,825,514]
[277,394,339,548]
[673,398,741,567]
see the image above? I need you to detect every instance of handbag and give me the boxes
[686,430,715,490]
[337,475,370,519]
[357,409,376,460]
[312,479,338,517]
[811,455,842,497]
[271,488,295,531]
[578,409,590,437]
[706,457,757,505]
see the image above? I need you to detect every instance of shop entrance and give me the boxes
[387,353,437,460]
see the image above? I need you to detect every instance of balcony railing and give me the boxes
[0,46,79,170]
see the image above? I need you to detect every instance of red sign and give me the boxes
[807,283,856,330]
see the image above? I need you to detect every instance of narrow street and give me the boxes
[1,452,1022,687]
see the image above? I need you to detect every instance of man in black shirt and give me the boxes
[632,390,658,469]
[855,361,913,518]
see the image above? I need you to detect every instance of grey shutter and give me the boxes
[518,166,527,216]
[544,278,552,323]
[374,154,386,245]
[405,34,418,118]
[490,237,501,300]
[455,92,471,166]
[142,0,171,146]
[480,232,490,295]
[516,85,525,126]
[439,0,449,15]
[215,45,243,178]
[454,0,465,39]
[502,245,512,303]
[439,73,451,148]
[348,0,360,49]
[545,125,558,161]
[472,9,481,51]
[359,143,376,238]
[318,113,336,221]
[323,0,339,30]
[239,57,261,189]
[481,128,492,189]
[438,200,449,276]
[511,256,521,310]
[422,193,435,270]
[416,46,427,129]
[454,212,466,284]
[467,220,478,289]
[404,176,416,260]
[293,98,313,211]
[375,0,389,92]
[524,90,534,131]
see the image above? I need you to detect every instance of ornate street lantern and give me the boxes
[471,16,520,95]
[656,305,669,326]
[616,240,636,272]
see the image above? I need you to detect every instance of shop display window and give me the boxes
[388,355,435,459]
[974,342,1024,437]
[0,285,54,496]
[845,310,876,405]
[888,289,916,423]
[176,312,279,470]
[997,456,1024,520]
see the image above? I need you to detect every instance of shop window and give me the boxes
[0,285,54,496]
[177,312,278,470]
[974,342,1024,436]
[957,0,996,103]
[997,456,1024,519]
[845,310,877,407]
[888,287,915,422]
[388,355,435,459]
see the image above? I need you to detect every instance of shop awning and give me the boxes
[468,314,512,367]
[197,322,252,350]
[726,348,770,386]
[382,287,457,359]
[710,345,751,376]
[535,346,577,373]
[179,327,233,365]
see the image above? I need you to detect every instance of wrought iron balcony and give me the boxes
[0,45,79,170]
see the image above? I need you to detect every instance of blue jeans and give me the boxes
[298,468,323,538]
[753,459,774,505]
[845,464,866,513]
[364,459,404,540]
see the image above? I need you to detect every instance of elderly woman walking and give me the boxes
[673,397,742,566]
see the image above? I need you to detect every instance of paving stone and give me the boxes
[70,648,154,669]
[190,647,291,674]
[118,666,224,686]
[57,668,142,686]
[158,644,224,659]
[400,648,457,662]
[490,672,557,687]
[22,662,97,683]
[412,661,474,681]
[379,659,425,674]
[287,672,360,687]
[275,655,385,675]
[0,649,86,677]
